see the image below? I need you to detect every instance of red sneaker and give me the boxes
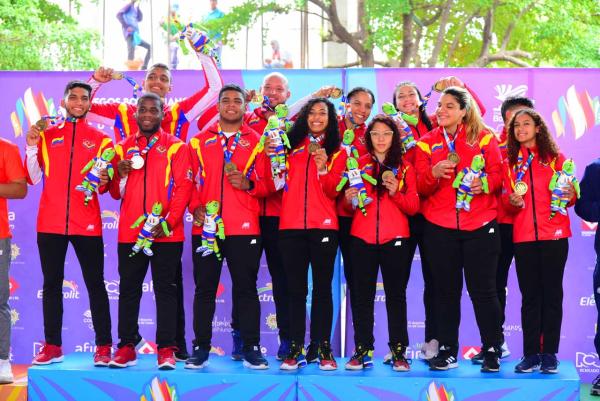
[109,344,137,368]
[94,345,112,367]
[32,344,64,365]
[157,347,176,370]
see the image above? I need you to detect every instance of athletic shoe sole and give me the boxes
[32,356,64,365]
[94,360,110,367]
[109,360,137,368]
[429,362,458,371]
[344,363,364,371]
[392,366,411,372]
[280,361,306,370]
[158,362,176,370]
[515,366,539,373]
[590,388,600,396]
[481,367,500,373]
[319,363,337,371]
[184,361,209,369]
[541,368,558,374]
[243,361,269,370]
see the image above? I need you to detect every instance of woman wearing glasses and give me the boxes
[414,86,503,373]
[343,115,419,372]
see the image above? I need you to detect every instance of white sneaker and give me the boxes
[0,359,14,384]
[420,339,439,360]
[500,341,511,359]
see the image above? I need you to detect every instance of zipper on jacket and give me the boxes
[375,191,380,245]
[143,144,149,214]
[219,135,231,216]
[65,122,77,235]
[303,153,310,230]
[528,155,539,241]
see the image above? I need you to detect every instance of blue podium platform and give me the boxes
[28,354,580,401]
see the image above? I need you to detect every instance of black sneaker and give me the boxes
[305,341,319,364]
[429,346,458,371]
[174,345,189,362]
[480,347,500,373]
[277,338,291,361]
[184,345,209,369]
[243,345,269,370]
[280,341,307,370]
[591,373,600,396]
[317,341,337,371]
[389,343,411,372]
[514,354,541,373]
[231,330,243,361]
[345,344,374,370]
[470,349,484,365]
[540,353,559,374]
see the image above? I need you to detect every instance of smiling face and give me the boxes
[307,101,329,136]
[135,97,164,135]
[143,66,172,98]
[260,75,290,107]
[512,112,539,148]
[62,87,91,119]
[436,93,466,132]
[394,85,420,115]
[218,89,245,125]
[369,121,394,156]
[347,91,373,126]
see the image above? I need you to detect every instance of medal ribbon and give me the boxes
[139,134,159,156]
[41,114,77,127]
[124,76,143,99]
[442,127,457,154]
[218,124,242,163]
[514,150,534,182]
[310,133,324,145]
[371,155,399,176]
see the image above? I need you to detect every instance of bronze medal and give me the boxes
[111,72,124,80]
[447,152,460,164]
[224,162,238,173]
[35,119,47,130]
[514,181,528,196]
[382,170,395,181]
[308,142,321,153]
[330,87,342,99]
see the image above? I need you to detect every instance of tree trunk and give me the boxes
[428,0,454,67]
[400,12,413,67]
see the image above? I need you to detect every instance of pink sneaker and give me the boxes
[32,344,64,365]
[109,344,137,368]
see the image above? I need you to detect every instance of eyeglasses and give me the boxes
[370,130,393,138]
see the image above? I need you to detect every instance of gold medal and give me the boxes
[251,93,264,104]
[447,152,460,164]
[35,119,47,130]
[433,80,445,92]
[111,72,124,80]
[514,181,528,196]
[224,162,238,173]
[330,87,342,99]
[382,170,395,181]
[308,142,321,153]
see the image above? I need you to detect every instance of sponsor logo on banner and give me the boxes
[258,282,274,303]
[266,313,278,330]
[75,342,100,353]
[425,381,455,401]
[576,352,600,373]
[8,211,15,230]
[10,243,20,261]
[10,309,19,326]
[212,316,232,333]
[137,339,158,355]
[580,294,596,307]
[10,88,57,138]
[552,85,600,140]
[38,279,80,299]
[9,276,19,300]
[404,345,421,361]
[83,310,94,330]
[462,345,481,360]
[104,279,120,300]
[140,377,177,401]
[215,282,225,303]
[33,342,44,356]
[138,316,155,326]
[374,282,385,302]
[582,220,598,237]
[101,210,119,230]
[407,320,425,329]
[492,84,529,123]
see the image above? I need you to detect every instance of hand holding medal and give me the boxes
[313,148,328,173]
[382,170,400,196]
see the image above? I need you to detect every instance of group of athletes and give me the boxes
[13,27,581,375]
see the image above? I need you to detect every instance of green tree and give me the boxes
[0,0,99,70]
[205,0,600,68]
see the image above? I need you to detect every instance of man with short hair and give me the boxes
[0,137,27,384]
[25,80,114,367]
[108,93,192,370]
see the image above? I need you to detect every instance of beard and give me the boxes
[138,121,161,135]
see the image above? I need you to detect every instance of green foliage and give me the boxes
[0,0,100,70]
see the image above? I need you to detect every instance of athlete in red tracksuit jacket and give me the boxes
[185,84,273,369]
[278,98,347,371]
[343,115,419,372]
[391,77,487,360]
[334,87,374,357]
[87,29,223,143]
[25,81,113,367]
[501,108,574,374]
[414,87,503,372]
[108,93,193,371]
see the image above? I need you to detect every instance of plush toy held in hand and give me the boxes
[549,158,580,219]
[336,157,377,216]
[341,129,359,158]
[130,202,171,257]
[180,24,220,63]
[196,200,225,260]
[275,104,293,132]
[452,154,489,212]
[381,102,418,152]
[261,114,291,176]
[75,148,115,206]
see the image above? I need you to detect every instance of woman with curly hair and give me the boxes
[278,98,346,371]
[343,115,419,372]
[503,109,576,374]
[414,86,503,372]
